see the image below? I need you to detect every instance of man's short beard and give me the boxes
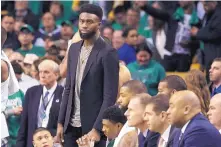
[79,30,96,40]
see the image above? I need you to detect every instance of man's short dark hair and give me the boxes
[11,61,23,75]
[122,26,136,38]
[114,5,126,15]
[161,75,187,91]
[1,14,15,21]
[148,94,170,115]
[1,26,7,47]
[79,4,103,21]
[33,127,51,138]
[103,105,126,124]
[213,57,221,63]
[122,80,147,94]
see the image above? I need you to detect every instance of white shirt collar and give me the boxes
[219,129,221,134]
[143,129,149,138]
[43,82,57,95]
[161,125,171,142]
[181,120,191,134]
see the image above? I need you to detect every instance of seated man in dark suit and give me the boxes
[144,94,179,147]
[125,93,160,147]
[16,59,64,147]
[167,90,221,147]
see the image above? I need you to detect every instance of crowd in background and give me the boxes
[1,1,221,147]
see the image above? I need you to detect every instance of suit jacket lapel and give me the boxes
[33,86,43,127]
[82,37,103,81]
[49,85,60,115]
[70,40,83,82]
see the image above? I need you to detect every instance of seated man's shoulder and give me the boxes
[118,130,138,147]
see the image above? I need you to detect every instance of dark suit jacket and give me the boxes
[139,130,160,147]
[173,113,221,147]
[16,85,64,147]
[58,37,119,134]
[166,126,180,147]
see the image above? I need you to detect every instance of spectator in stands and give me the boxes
[125,93,160,147]
[112,5,126,30]
[185,70,210,116]
[101,25,114,42]
[208,93,221,134]
[191,1,221,81]
[112,30,124,50]
[126,7,151,39]
[128,41,166,96]
[168,90,221,146]
[49,1,65,26]
[35,12,61,48]
[114,80,147,147]
[17,24,46,57]
[11,60,39,94]
[59,20,74,41]
[30,59,41,81]
[77,105,127,147]
[158,75,187,97]
[118,26,138,65]
[16,60,64,147]
[9,52,24,67]
[140,1,199,72]
[14,1,40,31]
[209,58,221,97]
[14,20,25,35]
[32,128,57,147]
[144,94,180,147]
[1,14,20,51]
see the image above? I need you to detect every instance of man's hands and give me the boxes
[191,27,199,36]
[77,129,100,147]
[13,107,23,115]
[56,123,64,144]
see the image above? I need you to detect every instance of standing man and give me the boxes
[56,4,119,147]
[16,60,64,147]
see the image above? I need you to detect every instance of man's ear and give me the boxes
[171,89,177,95]
[184,105,191,115]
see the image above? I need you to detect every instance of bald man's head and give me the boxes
[167,90,201,128]
[208,94,221,130]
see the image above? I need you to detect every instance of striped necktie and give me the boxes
[38,91,50,127]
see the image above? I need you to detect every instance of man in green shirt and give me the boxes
[17,24,46,57]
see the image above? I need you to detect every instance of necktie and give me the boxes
[138,132,146,147]
[212,87,217,96]
[38,91,50,127]
[158,137,164,147]
[178,132,184,147]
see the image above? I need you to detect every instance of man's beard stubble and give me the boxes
[79,30,97,40]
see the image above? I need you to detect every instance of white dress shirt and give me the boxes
[181,120,191,134]
[219,129,221,134]
[159,125,172,147]
[38,82,57,127]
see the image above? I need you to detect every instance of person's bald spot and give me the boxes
[211,94,221,106]
[171,90,201,111]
